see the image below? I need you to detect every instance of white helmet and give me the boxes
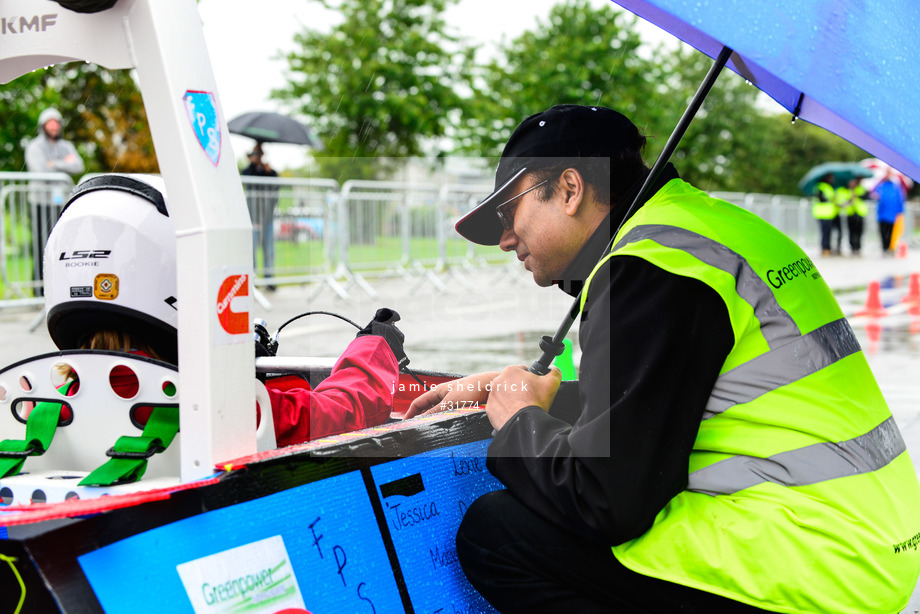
[43,174,178,363]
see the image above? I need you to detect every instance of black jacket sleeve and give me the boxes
[487,255,734,545]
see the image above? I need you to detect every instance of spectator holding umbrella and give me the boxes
[838,178,870,256]
[229,111,323,291]
[811,172,839,257]
[241,143,279,287]
[800,162,874,258]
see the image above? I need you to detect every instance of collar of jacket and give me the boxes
[554,163,680,297]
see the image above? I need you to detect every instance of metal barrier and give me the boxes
[438,183,523,287]
[711,191,919,252]
[0,171,75,302]
[321,180,442,298]
[712,192,816,247]
[241,176,340,287]
[2,170,917,309]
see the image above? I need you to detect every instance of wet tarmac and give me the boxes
[1,243,919,609]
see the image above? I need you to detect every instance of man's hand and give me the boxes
[485,365,561,431]
[403,371,499,419]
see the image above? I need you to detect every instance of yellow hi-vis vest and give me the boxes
[582,179,920,613]
[812,181,838,219]
[840,184,870,217]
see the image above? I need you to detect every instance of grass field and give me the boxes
[0,235,507,297]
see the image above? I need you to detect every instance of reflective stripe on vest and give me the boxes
[704,318,858,415]
[586,179,920,612]
[688,416,905,496]
[589,224,863,416]
[589,222,898,493]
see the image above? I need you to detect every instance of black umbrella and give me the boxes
[227,111,323,149]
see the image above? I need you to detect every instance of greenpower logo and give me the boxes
[177,535,307,613]
[765,256,820,289]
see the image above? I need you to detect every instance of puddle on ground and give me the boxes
[851,317,920,357]
[409,314,920,376]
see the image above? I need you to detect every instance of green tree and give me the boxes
[0,63,157,174]
[64,65,158,173]
[729,114,869,195]
[466,0,661,159]
[469,0,872,197]
[274,0,475,182]
[658,48,869,196]
[0,71,57,172]
[655,46,765,192]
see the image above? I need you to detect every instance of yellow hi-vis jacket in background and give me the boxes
[582,178,920,613]
[839,184,870,217]
[812,181,839,219]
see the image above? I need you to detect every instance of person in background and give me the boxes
[830,193,844,255]
[24,108,85,295]
[811,172,839,257]
[241,143,280,289]
[406,104,920,613]
[874,169,905,256]
[838,177,870,256]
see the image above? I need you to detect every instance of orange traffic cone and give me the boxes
[865,321,882,355]
[855,280,888,317]
[903,272,920,304]
[896,241,909,259]
[904,272,920,316]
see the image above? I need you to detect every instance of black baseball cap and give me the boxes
[455,104,643,245]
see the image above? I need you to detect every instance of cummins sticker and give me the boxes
[176,535,308,613]
[183,90,221,166]
[213,268,251,344]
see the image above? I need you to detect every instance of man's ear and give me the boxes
[559,168,585,216]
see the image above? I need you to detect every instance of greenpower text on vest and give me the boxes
[765,256,819,289]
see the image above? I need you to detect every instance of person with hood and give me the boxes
[25,108,86,294]
[405,105,920,613]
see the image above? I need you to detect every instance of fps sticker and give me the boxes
[213,268,250,344]
[183,90,221,166]
[94,274,119,300]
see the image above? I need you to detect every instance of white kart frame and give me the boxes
[0,0,258,481]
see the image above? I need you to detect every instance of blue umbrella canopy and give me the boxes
[797,161,874,195]
[610,0,920,182]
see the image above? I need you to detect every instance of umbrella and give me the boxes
[860,158,914,195]
[797,162,873,195]
[609,0,920,183]
[529,0,920,373]
[227,111,323,149]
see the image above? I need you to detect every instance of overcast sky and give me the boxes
[195,0,669,169]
